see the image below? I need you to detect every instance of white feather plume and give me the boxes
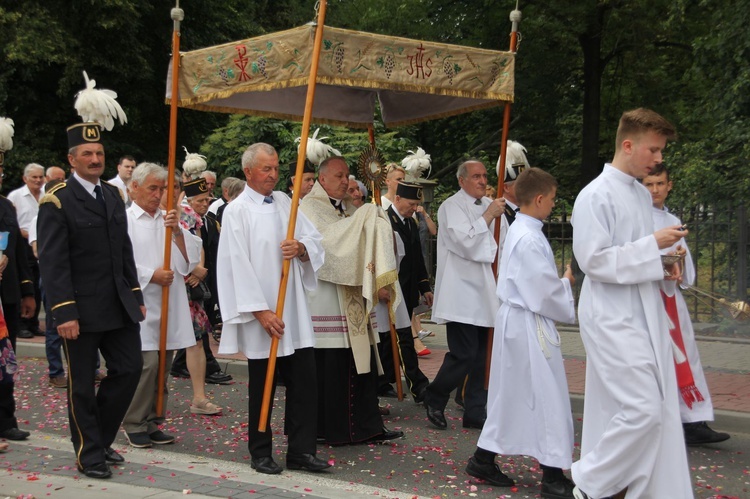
[182,147,208,177]
[74,71,127,131]
[496,140,530,179]
[0,117,14,152]
[401,147,432,180]
[296,128,341,165]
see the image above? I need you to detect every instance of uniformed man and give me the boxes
[378,181,432,402]
[37,121,145,479]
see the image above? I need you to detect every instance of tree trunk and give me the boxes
[578,3,611,188]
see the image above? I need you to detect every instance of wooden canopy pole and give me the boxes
[368,123,404,401]
[258,0,328,432]
[485,2,521,388]
[157,0,184,417]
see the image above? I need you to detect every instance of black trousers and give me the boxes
[246,347,317,459]
[171,333,222,376]
[0,302,21,432]
[378,326,429,399]
[62,322,142,469]
[424,321,488,422]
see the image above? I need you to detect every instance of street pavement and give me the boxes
[2,326,748,499]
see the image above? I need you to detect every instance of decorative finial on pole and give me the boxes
[171,1,184,31]
[509,3,522,34]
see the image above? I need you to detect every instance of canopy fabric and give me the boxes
[168,24,515,128]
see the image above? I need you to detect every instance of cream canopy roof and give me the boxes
[167,24,515,128]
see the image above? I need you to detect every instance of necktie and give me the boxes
[330,198,344,214]
[474,198,482,206]
[94,185,105,208]
[263,195,273,204]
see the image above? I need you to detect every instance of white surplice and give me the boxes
[432,189,499,327]
[127,204,202,351]
[571,165,692,498]
[478,213,576,468]
[653,205,714,422]
[216,186,323,359]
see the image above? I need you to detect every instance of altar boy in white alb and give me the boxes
[217,143,329,475]
[467,168,577,499]
[642,163,729,446]
[123,163,203,448]
[571,108,693,499]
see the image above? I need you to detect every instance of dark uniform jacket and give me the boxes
[37,176,144,331]
[200,211,220,296]
[0,196,35,305]
[386,205,431,313]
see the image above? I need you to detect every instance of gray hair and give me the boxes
[456,159,484,181]
[226,177,246,200]
[24,163,44,176]
[131,162,168,186]
[241,143,277,170]
[200,170,217,181]
[220,176,237,189]
[349,175,368,199]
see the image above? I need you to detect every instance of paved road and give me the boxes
[2,353,748,499]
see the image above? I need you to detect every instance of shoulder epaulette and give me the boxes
[39,182,66,209]
[48,182,67,195]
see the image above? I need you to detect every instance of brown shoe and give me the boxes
[49,376,68,388]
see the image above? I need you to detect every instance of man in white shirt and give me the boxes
[108,155,135,204]
[216,143,329,474]
[424,160,505,430]
[122,162,203,449]
[7,163,44,338]
[571,108,692,499]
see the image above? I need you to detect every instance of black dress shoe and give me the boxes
[465,456,515,487]
[462,417,485,429]
[0,428,30,440]
[286,453,331,472]
[250,456,283,474]
[170,368,191,378]
[205,372,233,384]
[683,421,730,446]
[425,404,447,429]
[17,329,34,339]
[541,475,576,499]
[104,447,125,463]
[78,462,112,479]
[366,428,404,443]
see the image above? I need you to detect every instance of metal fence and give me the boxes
[423,204,749,326]
[547,204,749,324]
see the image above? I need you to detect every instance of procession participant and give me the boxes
[423,160,505,430]
[170,152,231,385]
[571,108,692,499]
[122,163,208,449]
[217,143,329,474]
[288,160,316,199]
[643,163,730,446]
[0,118,35,442]
[108,155,136,205]
[300,155,403,445]
[469,168,576,499]
[380,163,404,209]
[348,175,365,208]
[208,176,236,215]
[199,170,217,199]
[215,178,245,223]
[378,181,432,402]
[38,89,144,477]
[7,162,44,338]
[42,166,66,194]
